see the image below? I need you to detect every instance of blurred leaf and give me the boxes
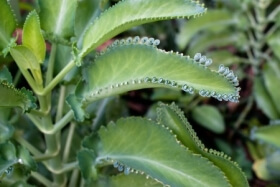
[254,77,279,119]
[80,0,206,56]
[188,31,247,56]
[10,46,43,86]
[0,66,13,83]
[75,0,104,41]
[253,151,280,181]
[263,62,280,115]
[206,50,241,69]
[0,81,37,112]
[0,0,17,53]
[22,10,46,63]
[176,10,236,50]
[268,31,280,61]
[97,117,231,187]
[192,105,225,133]
[77,149,97,182]
[16,146,37,171]
[0,120,14,144]
[151,88,182,101]
[0,142,17,178]
[251,124,280,148]
[38,0,78,40]
[157,103,249,187]
[110,173,163,187]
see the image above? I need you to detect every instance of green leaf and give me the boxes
[75,0,104,41]
[251,124,280,148]
[206,50,241,69]
[70,41,239,121]
[16,146,37,171]
[0,81,37,112]
[0,142,17,178]
[38,0,77,40]
[0,120,14,144]
[176,10,235,49]
[110,173,163,187]
[188,31,247,56]
[0,0,17,52]
[97,117,230,187]
[192,105,225,133]
[253,151,280,181]
[0,66,13,83]
[263,62,280,114]
[77,149,97,182]
[253,77,279,119]
[22,10,46,63]
[80,0,206,56]
[156,103,249,187]
[268,32,280,61]
[10,45,43,86]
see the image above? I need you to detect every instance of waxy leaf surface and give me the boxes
[23,10,46,63]
[157,103,249,187]
[38,0,77,39]
[97,117,230,187]
[0,0,17,51]
[80,0,206,56]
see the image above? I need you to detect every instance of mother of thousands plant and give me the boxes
[0,0,248,186]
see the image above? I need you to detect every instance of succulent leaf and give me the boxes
[97,117,230,187]
[80,0,206,56]
[10,45,43,86]
[69,40,239,121]
[0,81,37,112]
[38,0,77,40]
[0,0,17,53]
[110,173,163,187]
[23,10,46,63]
[156,103,249,187]
[191,105,225,133]
[251,124,280,148]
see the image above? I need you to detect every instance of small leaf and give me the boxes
[97,117,230,187]
[192,105,225,133]
[77,149,97,182]
[268,31,280,61]
[157,103,249,187]
[16,146,37,171]
[176,10,235,49]
[176,9,248,50]
[0,81,37,112]
[22,10,46,63]
[110,173,163,187]
[0,142,17,178]
[0,120,14,144]
[38,0,78,40]
[263,62,280,115]
[251,124,280,148]
[80,0,206,56]
[253,151,280,181]
[0,0,17,52]
[0,66,13,83]
[253,77,279,119]
[188,31,247,56]
[206,50,241,69]
[10,45,43,86]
